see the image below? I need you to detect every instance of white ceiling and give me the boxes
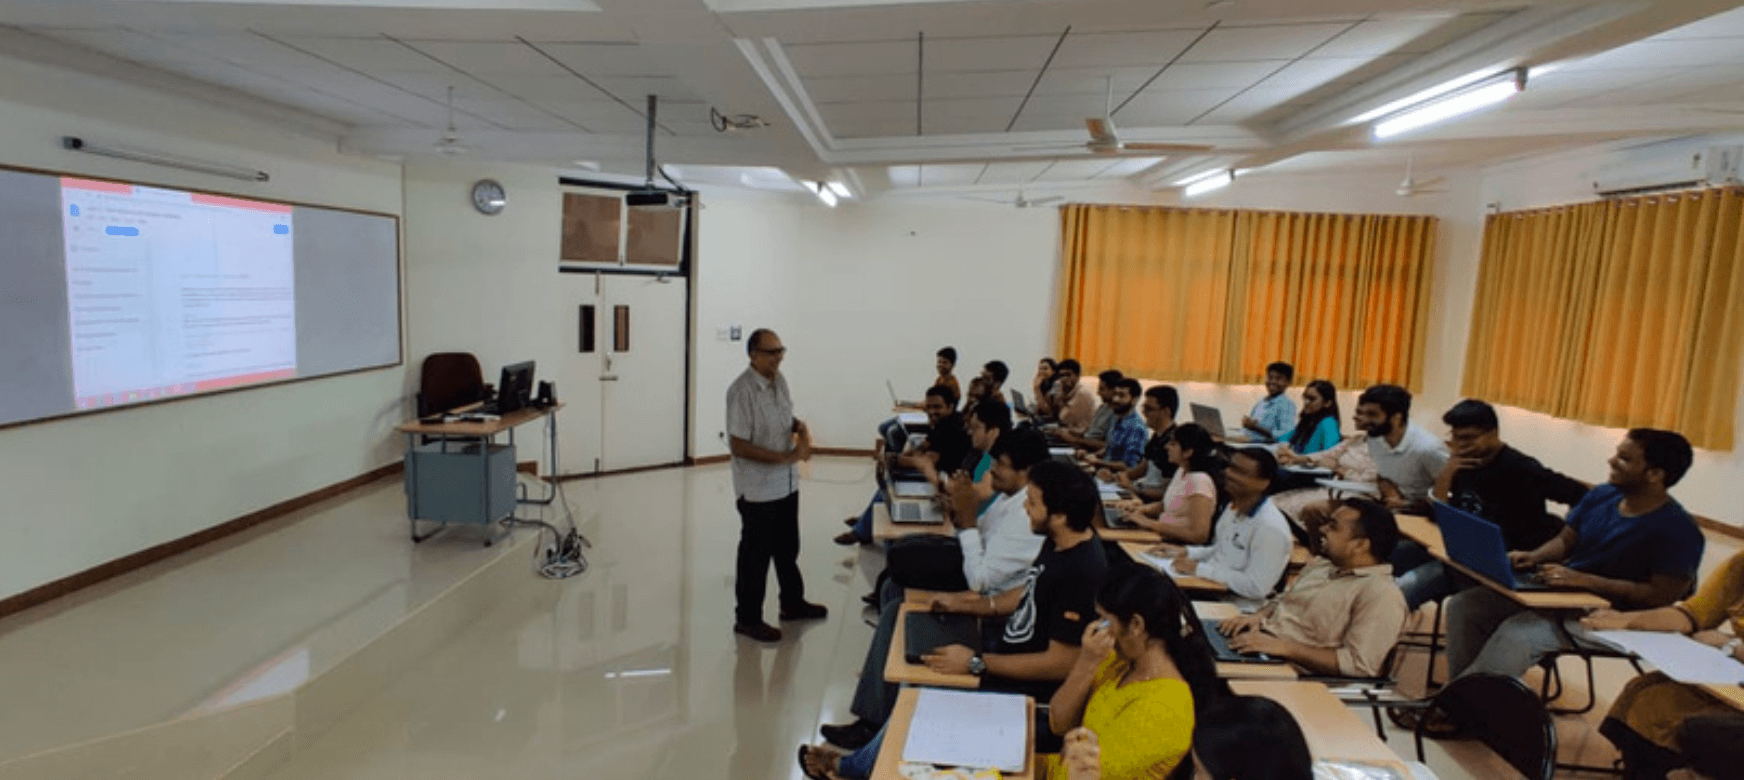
[1,0,1743,198]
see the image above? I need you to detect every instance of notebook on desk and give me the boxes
[904,612,983,663]
[1432,501,1552,592]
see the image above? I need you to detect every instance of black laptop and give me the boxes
[904,612,982,663]
[1199,618,1286,665]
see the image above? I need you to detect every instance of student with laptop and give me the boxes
[1394,399,1589,608]
[816,428,1051,751]
[1353,384,1447,513]
[805,461,1110,777]
[1078,378,1148,471]
[1097,384,1180,503]
[1216,498,1407,677]
[1117,423,1222,545]
[1442,428,1703,682]
[978,359,1010,407]
[875,345,962,450]
[1056,369,1123,451]
[837,385,972,546]
[1149,448,1293,600]
[1035,359,1098,435]
[1236,361,1297,443]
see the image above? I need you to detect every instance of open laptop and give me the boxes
[888,497,942,524]
[886,379,906,408]
[1189,403,1227,438]
[1432,501,1551,592]
[1199,619,1286,664]
[904,612,982,663]
[1010,389,1031,416]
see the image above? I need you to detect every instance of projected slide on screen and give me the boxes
[60,178,297,408]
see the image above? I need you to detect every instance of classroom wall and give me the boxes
[0,54,405,601]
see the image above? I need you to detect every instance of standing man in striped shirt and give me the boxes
[727,328,828,642]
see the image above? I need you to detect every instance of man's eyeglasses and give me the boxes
[754,346,787,356]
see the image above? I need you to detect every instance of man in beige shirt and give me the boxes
[1035,359,1098,435]
[1216,498,1408,677]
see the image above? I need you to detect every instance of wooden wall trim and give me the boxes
[686,454,730,467]
[1697,515,1744,543]
[0,462,404,620]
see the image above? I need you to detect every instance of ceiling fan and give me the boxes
[1018,77,1215,157]
[1395,154,1447,197]
[434,86,469,155]
[959,190,1065,208]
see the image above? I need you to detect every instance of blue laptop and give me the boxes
[1431,501,1550,592]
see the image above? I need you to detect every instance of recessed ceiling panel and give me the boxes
[1032,159,1119,181]
[1308,16,1451,58]
[923,35,1058,73]
[1032,66,1172,97]
[489,74,614,101]
[782,40,915,78]
[1140,61,1292,91]
[925,70,1036,100]
[802,73,914,102]
[976,160,1054,185]
[536,42,666,76]
[274,36,437,71]
[1048,29,1203,70]
[407,40,565,76]
[1179,23,1353,63]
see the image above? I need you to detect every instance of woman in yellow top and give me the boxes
[1582,549,1744,780]
[1043,564,1228,780]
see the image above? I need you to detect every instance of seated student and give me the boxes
[1272,431,1378,520]
[1037,359,1098,435]
[1033,357,1059,410]
[801,460,1112,779]
[1394,398,1589,608]
[1218,498,1408,677]
[1237,361,1297,443]
[1042,566,1227,780]
[1117,423,1222,545]
[1058,370,1123,451]
[1583,549,1744,780]
[1080,379,1148,472]
[1443,429,1702,682]
[980,359,1010,406]
[1277,379,1341,456]
[876,345,962,450]
[1151,447,1293,600]
[837,385,971,546]
[818,428,1050,750]
[1350,384,1447,513]
[939,399,1012,526]
[1097,384,1179,503]
[1191,695,1315,780]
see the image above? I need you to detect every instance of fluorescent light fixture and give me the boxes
[62,136,269,182]
[1373,70,1524,140]
[826,181,851,198]
[1182,169,1233,197]
[1347,69,1499,125]
[808,181,838,207]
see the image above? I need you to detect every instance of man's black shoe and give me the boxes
[733,621,783,642]
[821,719,878,750]
[781,602,829,621]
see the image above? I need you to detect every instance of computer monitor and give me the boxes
[494,361,535,415]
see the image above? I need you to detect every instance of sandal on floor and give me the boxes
[798,744,835,780]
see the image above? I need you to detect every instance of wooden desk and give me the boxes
[1702,683,1744,712]
[1395,514,1610,610]
[1118,541,1231,593]
[871,501,955,542]
[396,402,564,544]
[872,687,1035,780]
[395,401,563,437]
[886,601,981,688]
[1231,680,1405,771]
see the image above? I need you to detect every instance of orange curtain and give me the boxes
[1056,204,1237,382]
[1223,211,1436,388]
[1462,188,1744,450]
[1057,204,1436,391]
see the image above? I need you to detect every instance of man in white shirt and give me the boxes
[820,428,1051,750]
[1154,447,1293,599]
[1355,384,1448,513]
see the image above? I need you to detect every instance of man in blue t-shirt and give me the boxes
[1444,428,1703,681]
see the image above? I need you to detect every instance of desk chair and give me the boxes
[417,352,485,417]
[1409,673,1558,780]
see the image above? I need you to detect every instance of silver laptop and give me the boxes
[889,497,942,524]
[1190,403,1227,438]
[887,379,902,407]
[1010,389,1031,416]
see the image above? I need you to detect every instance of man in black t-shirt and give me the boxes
[1397,399,1589,608]
[919,459,1110,692]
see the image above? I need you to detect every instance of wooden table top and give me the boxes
[885,601,981,688]
[871,687,1034,780]
[1702,682,1744,712]
[871,500,956,542]
[1394,513,1609,610]
[1230,680,1405,771]
[1117,541,1231,593]
[396,402,563,436]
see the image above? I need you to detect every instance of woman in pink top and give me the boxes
[1119,423,1221,545]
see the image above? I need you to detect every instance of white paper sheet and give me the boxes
[1135,550,1187,579]
[1589,630,1744,685]
[901,689,1028,773]
[898,412,929,426]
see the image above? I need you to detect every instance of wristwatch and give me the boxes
[967,655,987,676]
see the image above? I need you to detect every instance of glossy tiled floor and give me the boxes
[4,458,1738,778]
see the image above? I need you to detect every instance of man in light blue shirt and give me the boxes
[1240,361,1297,443]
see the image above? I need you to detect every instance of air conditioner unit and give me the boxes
[1591,145,1742,197]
